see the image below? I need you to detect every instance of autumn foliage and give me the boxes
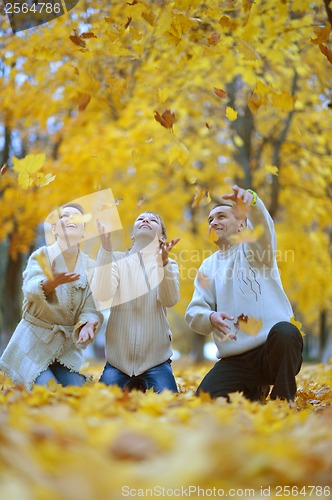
[0,362,331,498]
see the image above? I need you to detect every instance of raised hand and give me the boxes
[41,263,80,297]
[96,219,112,252]
[222,184,254,220]
[159,237,180,266]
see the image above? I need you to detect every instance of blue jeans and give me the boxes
[99,360,178,393]
[34,361,86,387]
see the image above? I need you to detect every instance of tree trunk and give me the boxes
[0,248,24,354]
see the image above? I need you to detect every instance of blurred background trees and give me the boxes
[0,0,331,360]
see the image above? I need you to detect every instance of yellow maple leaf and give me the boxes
[207,227,219,243]
[13,153,47,189]
[290,316,305,337]
[270,91,295,112]
[169,142,189,165]
[35,249,54,280]
[265,165,279,176]
[225,106,238,121]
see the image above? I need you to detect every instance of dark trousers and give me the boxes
[196,321,303,402]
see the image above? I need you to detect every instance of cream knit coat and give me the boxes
[0,243,103,389]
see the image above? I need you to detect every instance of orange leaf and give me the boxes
[208,33,221,46]
[76,93,91,111]
[1,163,8,176]
[69,33,86,48]
[319,44,332,64]
[234,314,262,335]
[154,109,176,129]
[214,87,227,98]
[81,32,97,39]
[311,22,331,45]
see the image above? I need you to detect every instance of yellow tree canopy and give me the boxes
[0,0,331,334]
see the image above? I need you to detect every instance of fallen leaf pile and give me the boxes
[0,361,331,499]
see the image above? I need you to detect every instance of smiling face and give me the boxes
[132,212,165,244]
[52,206,86,247]
[208,204,245,248]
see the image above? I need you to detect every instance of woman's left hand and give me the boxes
[76,321,98,345]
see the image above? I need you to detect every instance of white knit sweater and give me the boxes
[185,197,293,358]
[91,247,180,376]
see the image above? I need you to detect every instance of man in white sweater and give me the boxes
[185,185,303,402]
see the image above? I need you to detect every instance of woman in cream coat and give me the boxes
[0,203,103,389]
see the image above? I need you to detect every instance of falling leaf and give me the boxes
[1,163,8,175]
[270,91,295,112]
[207,227,219,243]
[265,165,279,176]
[319,44,332,64]
[248,92,267,114]
[124,17,132,29]
[234,313,263,335]
[311,22,331,45]
[290,316,305,337]
[81,32,97,39]
[154,109,176,129]
[196,270,211,290]
[69,213,92,224]
[208,33,221,46]
[12,153,47,190]
[191,187,205,208]
[35,249,54,280]
[214,87,227,98]
[75,93,91,111]
[157,88,170,103]
[225,106,238,121]
[69,32,86,48]
[137,197,146,207]
[168,142,189,165]
[98,203,114,211]
[205,122,212,130]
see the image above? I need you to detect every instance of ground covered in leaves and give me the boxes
[0,362,331,500]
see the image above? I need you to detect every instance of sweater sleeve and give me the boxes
[22,248,59,306]
[157,259,180,307]
[72,289,104,346]
[89,246,119,302]
[185,265,216,335]
[245,196,276,266]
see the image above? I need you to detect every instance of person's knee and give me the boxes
[269,321,303,345]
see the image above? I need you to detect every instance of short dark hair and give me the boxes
[212,202,234,210]
[61,202,85,214]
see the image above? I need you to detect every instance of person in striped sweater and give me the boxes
[92,212,180,393]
